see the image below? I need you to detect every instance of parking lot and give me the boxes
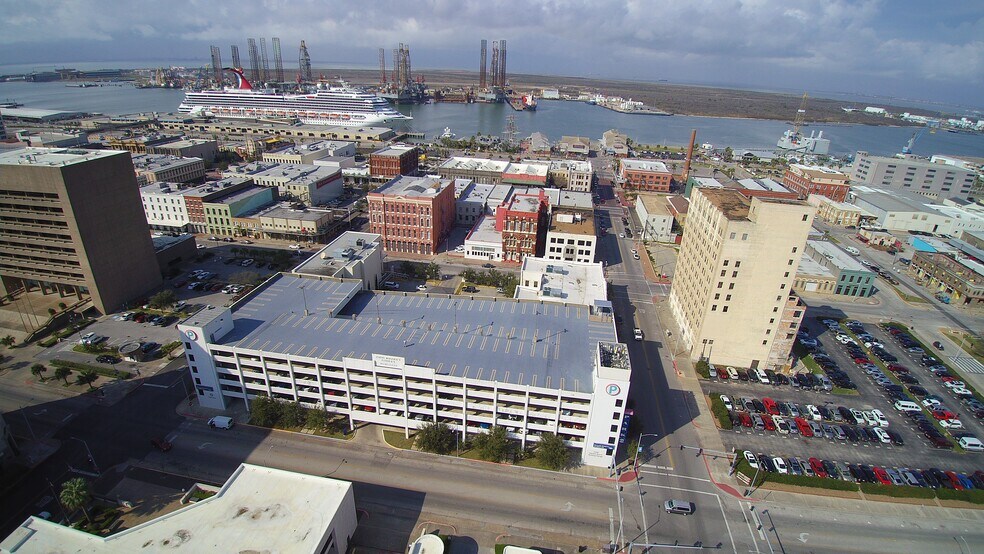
[705,317,983,476]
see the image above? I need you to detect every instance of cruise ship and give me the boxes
[178,68,411,127]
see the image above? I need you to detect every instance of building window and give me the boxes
[802,214,808,221]
[722,306,729,313]
[191,366,198,373]
[611,424,618,432]
[711,305,717,311]
[188,354,195,362]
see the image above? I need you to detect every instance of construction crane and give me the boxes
[792,93,808,136]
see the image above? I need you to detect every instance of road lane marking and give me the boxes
[142,383,168,388]
[639,469,711,483]
[716,492,738,554]
[740,501,761,554]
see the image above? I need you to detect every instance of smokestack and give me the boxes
[682,129,697,183]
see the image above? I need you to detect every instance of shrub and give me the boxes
[695,359,710,379]
[472,426,511,462]
[160,341,182,356]
[859,483,936,499]
[937,487,984,504]
[415,422,456,454]
[710,395,733,430]
[51,359,131,380]
[278,399,306,428]
[248,395,282,427]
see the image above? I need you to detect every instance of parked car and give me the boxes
[151,437,172,452]
[96,355,120,364]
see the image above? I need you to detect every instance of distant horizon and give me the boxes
[2,58,980,117]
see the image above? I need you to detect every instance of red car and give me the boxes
[887,364,908,373]
[151,437,172,452]
[717,367,729,380]
[932,409,958,420]
[762,397,779,416]
[762,415,776,431]
[873,466,892,485]
[794,417,813,437]
[941,376,956,383]
[808,457,826,478]
[738,412,753,427]
[853,357,870,365]
[945,471,965,490]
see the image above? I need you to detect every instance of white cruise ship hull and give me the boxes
[177,88,411,127]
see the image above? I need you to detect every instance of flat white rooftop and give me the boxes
[439,157,510,172]
[0,146,125,167]
[621,159,670,173]
[807,240,868,272]
[0,464,352,553]
[517,258,607,307]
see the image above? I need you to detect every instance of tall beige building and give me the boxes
[0,148,162,314]
[669,189,814,370]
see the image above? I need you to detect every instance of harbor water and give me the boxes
[2,81,982,158]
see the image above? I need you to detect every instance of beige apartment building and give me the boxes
[0,148,163,314]
[669,188,814,370]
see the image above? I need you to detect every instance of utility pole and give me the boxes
[69,437,100,474]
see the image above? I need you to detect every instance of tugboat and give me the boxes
[522,94,537,111]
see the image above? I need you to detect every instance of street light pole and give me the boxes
[633,433,659,470]
[69,437,100,474]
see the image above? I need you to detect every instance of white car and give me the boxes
[633,328,644,341]
[940,419,964,429]
[727,367,739,380]
[952,387,973,397]
[720,395,733,411]
[944,380,966,390]
[619,233,625,239]
[807,404,822,421]
[631,249,638,255]
[288,244,303,250]
[773,415,789,435]
[862,411,879,427]
[872,427,892,444]
[79,332,96,345]
[922,398,943,408]
[416,284,428,291]
[744,451,759,469]
[196,244,206,250]
[850,408,866,424]
[872,409,889,427]
[772,457,788,474]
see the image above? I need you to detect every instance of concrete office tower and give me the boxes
[669,188,814,370]
[0,148,163,314]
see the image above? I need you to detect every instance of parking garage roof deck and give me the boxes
[217,274,613,392]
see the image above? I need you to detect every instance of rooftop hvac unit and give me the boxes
[542,286,551,295]
[550,288,564,298]
[356,238,365,246]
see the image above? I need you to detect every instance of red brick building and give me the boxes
[618,159,673,192]
[368,176,455,255]
[495,189,550,263]
[782,164,851,202]
[369,145,418,180]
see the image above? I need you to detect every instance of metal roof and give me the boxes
[220,274,614,392]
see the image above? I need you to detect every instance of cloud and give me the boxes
[0,0,981,106]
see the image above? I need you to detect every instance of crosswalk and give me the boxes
[949,355,984,375]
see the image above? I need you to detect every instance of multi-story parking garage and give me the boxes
[177,261,631,467]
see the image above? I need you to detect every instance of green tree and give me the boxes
[535,433,571,470]
[54,366,72,384]
[58,302,67,311]
[305,407,340,433]
[149,289,178,310]
[415,422,456,455]
[425,262,441,280]
[249,395,282,427]
[723,147,734,162]
[47,307,57,316]
[31,363,48,381]
[695,359,711,379]
[279,400,306,428]
[472,426,511,462]
[0,335,15,348]
[60,477,92,523]
[75,369,98,389]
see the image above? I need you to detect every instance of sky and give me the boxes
[1,0,982,110]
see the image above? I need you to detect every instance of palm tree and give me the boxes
[60,477,92,523]
[54,366,72,384]
[0,335,14,348]
[31,363,48,381]
[76,370,98,390]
